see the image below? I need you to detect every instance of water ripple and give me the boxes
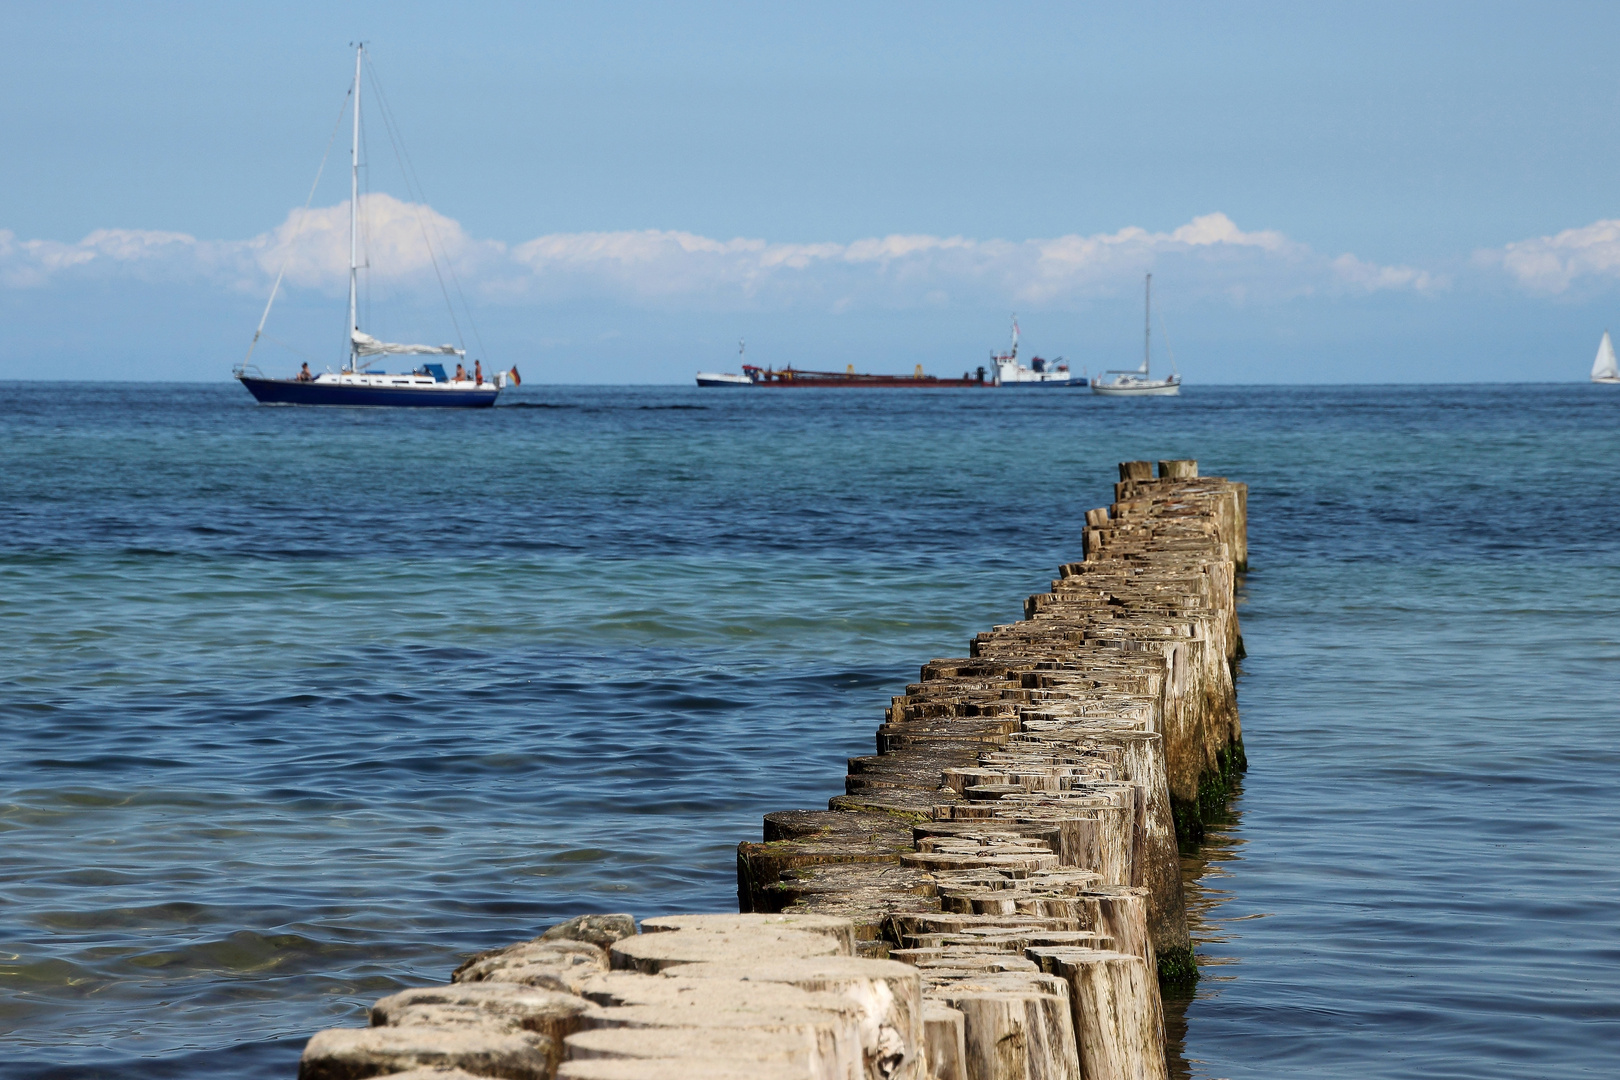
[2,383,1618,1078]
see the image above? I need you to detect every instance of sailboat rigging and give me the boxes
[1090,273,1182,397]
[235,44,515,407]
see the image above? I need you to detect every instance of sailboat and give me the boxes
[1091,273,1181,397]
[1593,331,1620,384]
[234,45,512,407]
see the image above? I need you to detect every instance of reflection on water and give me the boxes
[1165,773,1248,1080]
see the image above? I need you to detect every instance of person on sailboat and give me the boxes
[296,363,313,382]
[454,362,468,382]
[474,359,483,386]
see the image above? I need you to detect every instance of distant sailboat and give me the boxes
[1593,331,1620,384]
[1091,273,1181,397]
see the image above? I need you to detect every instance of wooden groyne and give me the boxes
[295,459,1247,1080]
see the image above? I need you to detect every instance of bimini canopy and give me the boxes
[351,329,464,358]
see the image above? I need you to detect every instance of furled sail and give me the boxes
[1593,331,1619,381]
[351,329,463,358]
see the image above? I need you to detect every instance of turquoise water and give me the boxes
[1,383,1617,1077]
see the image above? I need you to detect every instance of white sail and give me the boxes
[351,329,463,358]
[1593,331,1619,382]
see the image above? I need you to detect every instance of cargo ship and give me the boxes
[739,363,989,387]
[696,339,991,387]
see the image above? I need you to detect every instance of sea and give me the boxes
[1,382,1616,1079]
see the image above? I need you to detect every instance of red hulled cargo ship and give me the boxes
[737,363,990,387]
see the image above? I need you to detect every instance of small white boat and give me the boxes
[1593,331,1620,384]
[1092,274,1181,397]
[991,316,1071,385]
[697,340,759,386]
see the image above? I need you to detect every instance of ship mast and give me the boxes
[347,44,362,371]
[1143,273,1152,375]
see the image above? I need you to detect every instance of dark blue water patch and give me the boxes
[0,382,1613,566]
[1,382,1619,1078]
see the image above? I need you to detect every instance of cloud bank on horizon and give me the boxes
[7,196,1620,312]
[0,196,1478,311]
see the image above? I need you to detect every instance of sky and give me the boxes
[4,1,1620,383]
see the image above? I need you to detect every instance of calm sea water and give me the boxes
[1,382,1616,1079]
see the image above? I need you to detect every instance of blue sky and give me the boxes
[4,1,1620,382]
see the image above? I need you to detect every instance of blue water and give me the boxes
[1,383,1616,1078]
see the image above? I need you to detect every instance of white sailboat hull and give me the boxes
[1091,377,1180,396]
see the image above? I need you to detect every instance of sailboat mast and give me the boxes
[1143,273,1152,374]
[347,44,362,370]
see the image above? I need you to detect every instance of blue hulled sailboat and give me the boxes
[235,45,512,408]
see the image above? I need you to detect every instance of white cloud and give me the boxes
[253,193,501,291]
[0,226,219,287]
[506,211,1435,307]
[1330,253,1442,293]
[0,194,494,294]
[1480,218,1620,294]
[1,203,1437,308]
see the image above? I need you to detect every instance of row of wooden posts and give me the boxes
[297,459,1249,1080]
